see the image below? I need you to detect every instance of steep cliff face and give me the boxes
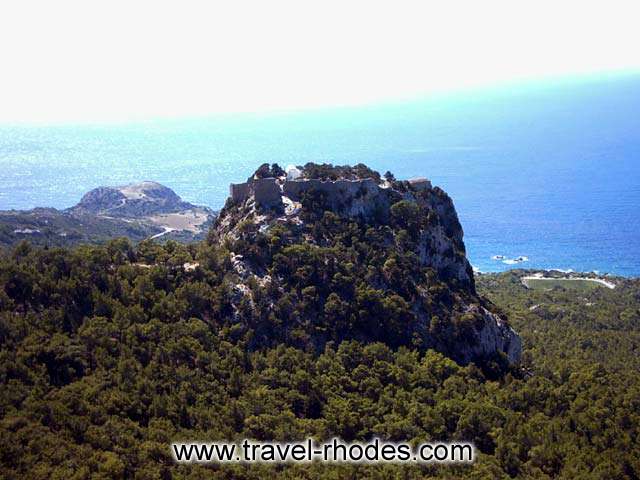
[212,163,521,368]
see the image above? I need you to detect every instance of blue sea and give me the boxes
[1,74,639,276]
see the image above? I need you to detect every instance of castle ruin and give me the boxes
[229,174,432,213]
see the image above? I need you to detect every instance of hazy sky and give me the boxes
[1,0,638,124]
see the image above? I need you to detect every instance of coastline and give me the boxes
[520,272,617,289]
[473,264,639,280]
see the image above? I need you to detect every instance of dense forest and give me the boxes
[1,238,638,479]
[0,163,639,478]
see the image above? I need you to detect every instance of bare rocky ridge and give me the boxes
[0,182,216,247]
[69,181,215,240]
[71,181,194,217]
[213,163,522,366]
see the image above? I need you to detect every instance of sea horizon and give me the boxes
[1,73,639,276]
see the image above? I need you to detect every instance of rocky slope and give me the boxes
[0,182,216,247]
[211,163,522,367]
[70,181,195,217]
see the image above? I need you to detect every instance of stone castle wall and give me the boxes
[230,177,381,207]
[230,178,283,207]
[229,182,252,204]
[408,178,432,191]
[282,178,378,204]
[253,178,282,207]
[230,176,432,213]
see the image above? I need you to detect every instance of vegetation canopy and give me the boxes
[0,163,638,479]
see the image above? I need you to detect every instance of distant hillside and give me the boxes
[0,182,216,247]
[70,181,195,217]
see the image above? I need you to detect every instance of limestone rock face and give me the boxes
[215,163,522,366]
[450,306,522,365]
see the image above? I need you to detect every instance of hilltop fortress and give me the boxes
[229,165,432,218]
[214,163,521,366]
[219,163,475,290]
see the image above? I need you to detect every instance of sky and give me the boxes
[1,0,639,124]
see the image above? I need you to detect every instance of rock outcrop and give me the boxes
[71,181,195,217]
[459,305,522,365]
[214,163,522,367]
[224,169,473,286]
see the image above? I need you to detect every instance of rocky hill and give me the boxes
[70,181,195,217]
[0,165,520,367]
[5,164,640,480]
[0,182,216,247]
[211,162,521,367]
